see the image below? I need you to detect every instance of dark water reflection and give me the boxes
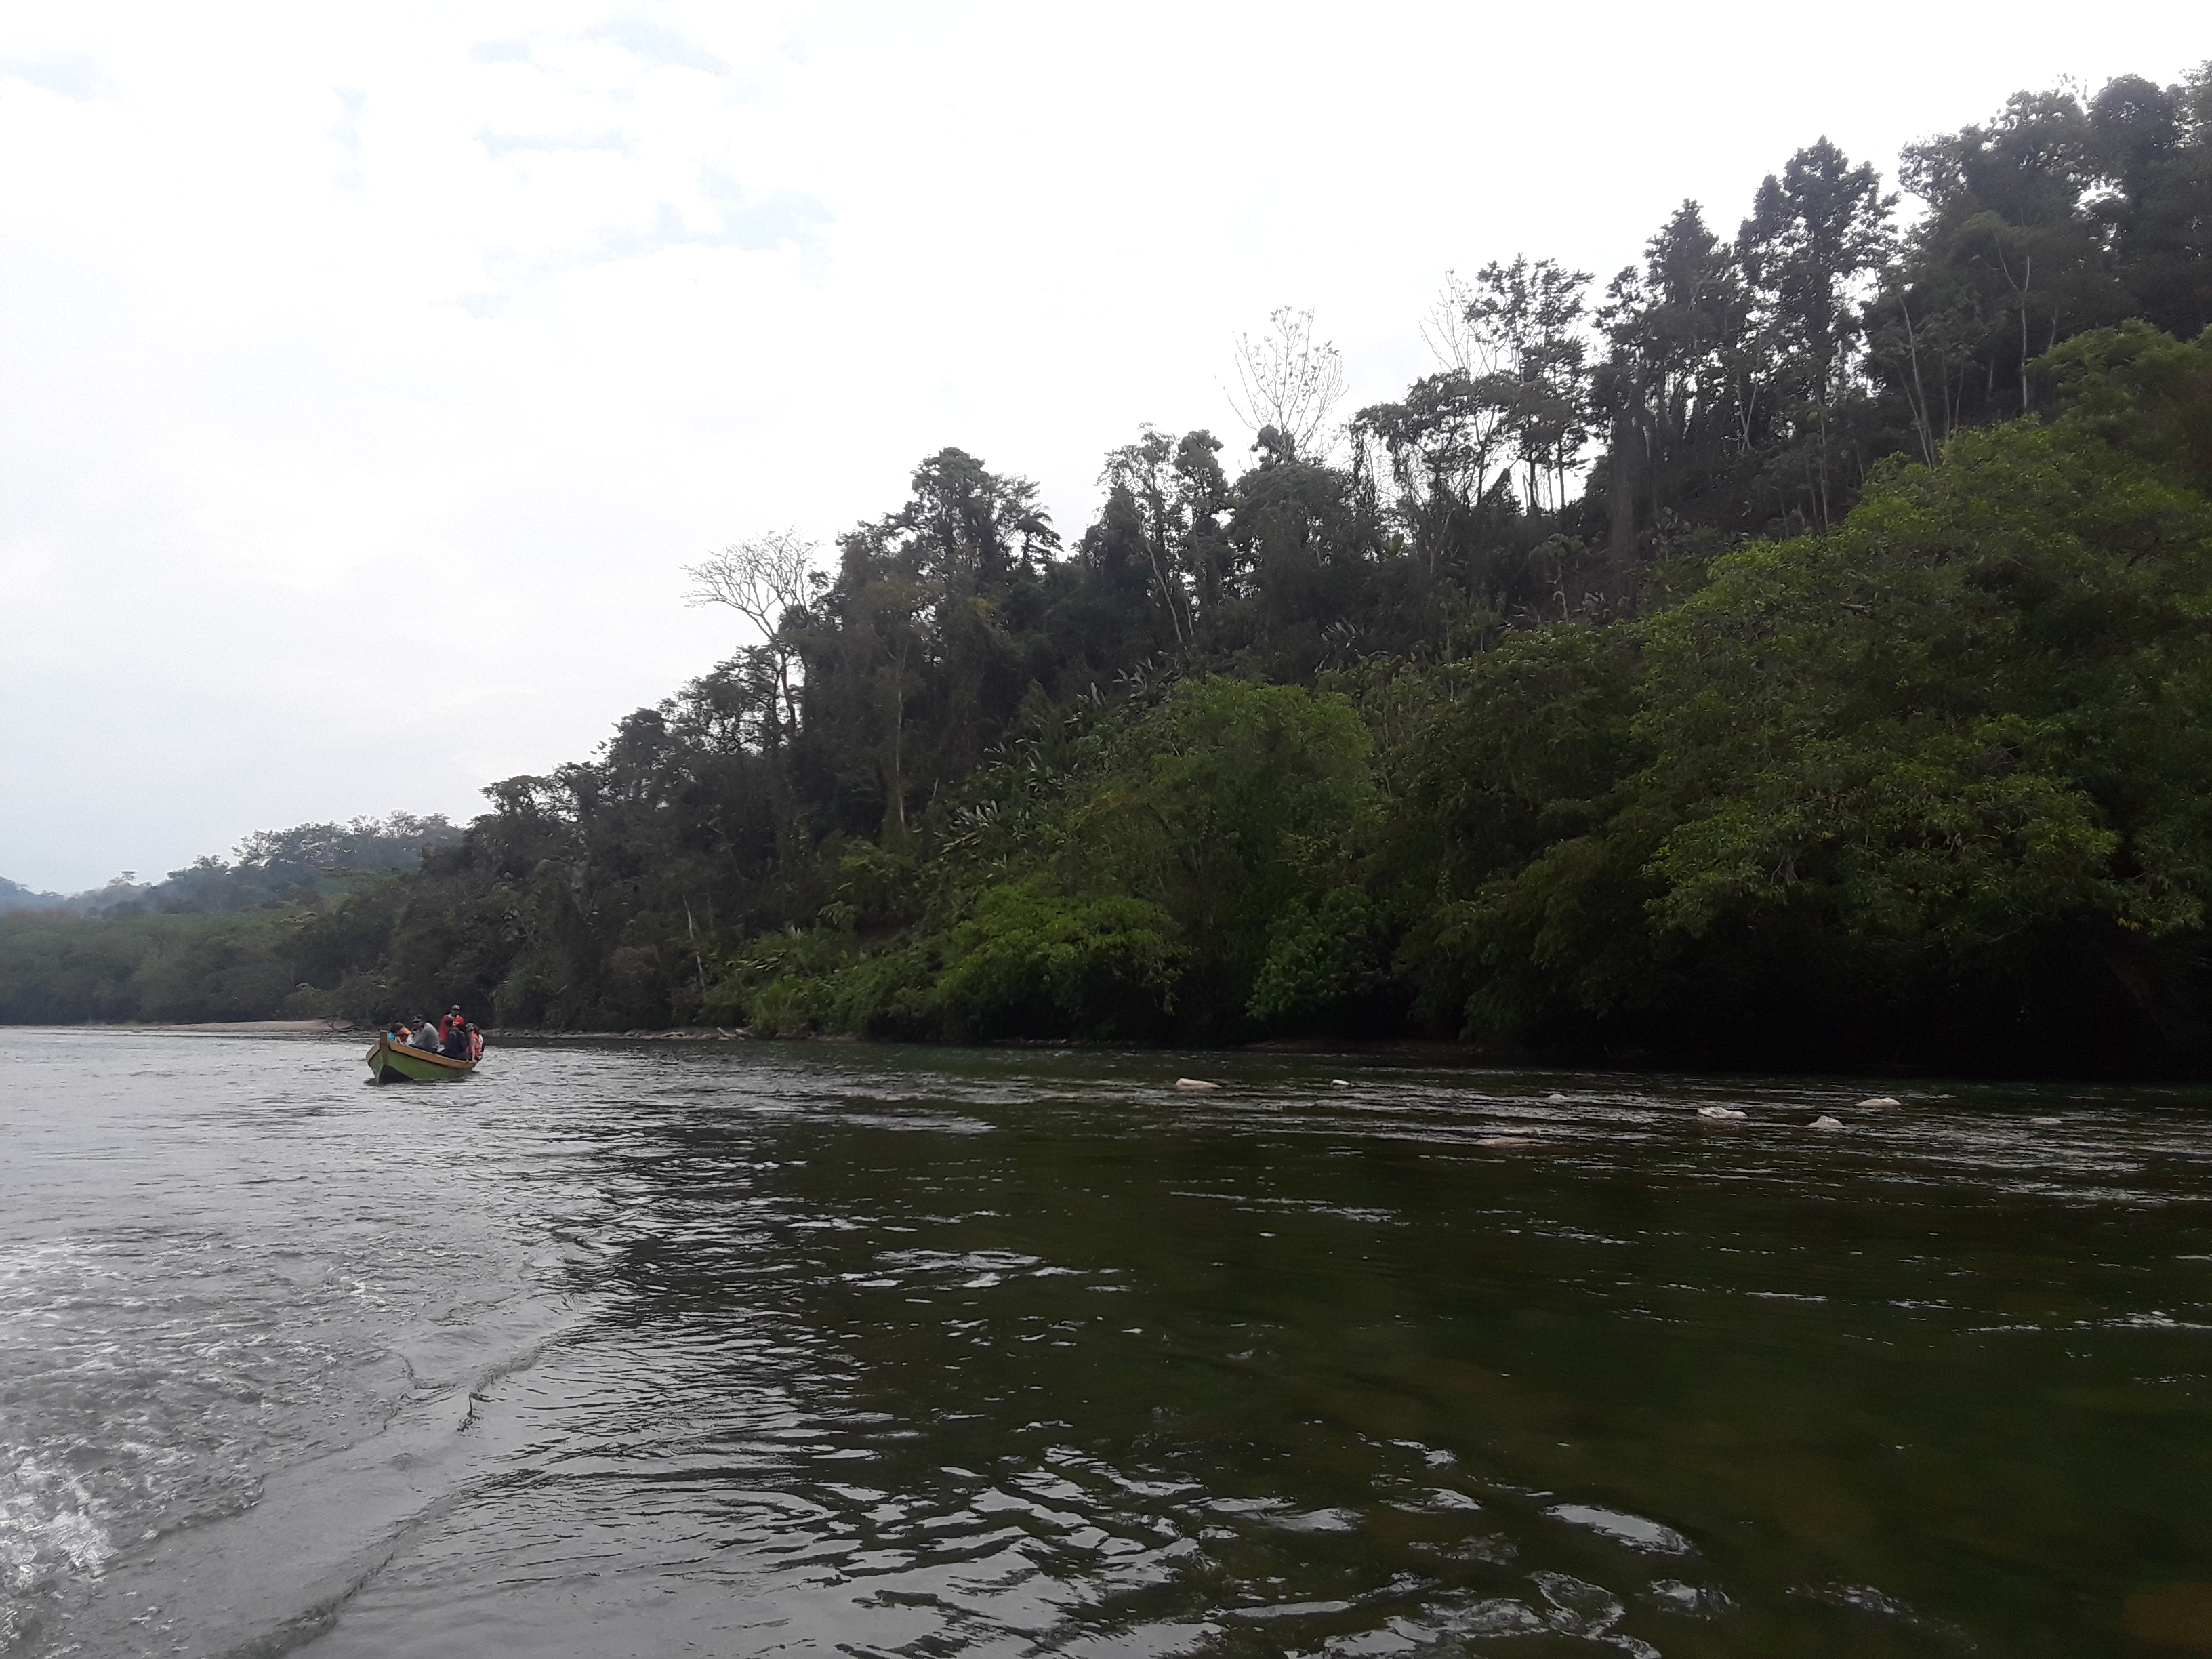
[3,1032,2210,1656]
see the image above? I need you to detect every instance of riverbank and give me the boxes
[92,1023,1499,1057]
[92,1019,361,1036]
[60,1020,762,1042]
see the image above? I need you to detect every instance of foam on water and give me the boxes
[0,1448,114,1649]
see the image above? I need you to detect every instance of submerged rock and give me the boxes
[1696,1105,1748,1120]
[1811,1115,1844,1129]
[1174,1077,1220,1092]
[1856,1096,1903,1109]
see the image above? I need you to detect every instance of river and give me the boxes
[1,1029,2208,1656]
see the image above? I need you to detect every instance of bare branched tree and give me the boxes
[683,529,819,747]
[684,529,818,638]
[1227,307,1347,459]
[1418,272,1498,377]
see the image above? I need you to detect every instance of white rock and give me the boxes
[1477,1135,1542,1147]
[1811,1115,1843,1129]
[1174,1077,1221,1092]
[1330,1078,1351,1087]
[1696,1105,1748,1120]
[2030,1115,2062,1126]
[1545,1092,1569,1103]
[1856,1096,1903,1109]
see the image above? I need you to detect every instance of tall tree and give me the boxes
[2091,66,2212,340]
[1738,138,1894,528]
[1092,428,1231,649]
[1352,369,1515,584]
[1464,257,1596,515]
[683,529,821,747]
[1596,201,1753,565]
[799,449,1059,842]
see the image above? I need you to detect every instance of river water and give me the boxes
[2,1030,2209,1657]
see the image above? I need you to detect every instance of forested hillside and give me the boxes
[0,817,457,1023]
[9,70,2211,1071]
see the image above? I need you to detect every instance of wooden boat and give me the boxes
[365,1035,478,1083]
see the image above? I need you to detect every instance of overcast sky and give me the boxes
[1,2,2199,892]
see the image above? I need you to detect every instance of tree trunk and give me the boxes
[1898,289,1937,468]
[1605,417,1639,587]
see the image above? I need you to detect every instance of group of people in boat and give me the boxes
[386,1006,483,1063]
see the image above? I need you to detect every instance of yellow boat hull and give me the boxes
[365,1036,477,1083]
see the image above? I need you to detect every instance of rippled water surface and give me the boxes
[3,1030,2211,1656]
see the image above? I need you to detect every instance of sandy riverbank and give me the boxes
[482,1027,755,1042]
[100,1020,364,1036]
[83,1021,758,1042]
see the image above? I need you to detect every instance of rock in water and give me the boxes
[1811,1115,1843,1129]
[1174,1078,1221,1092]
[1477,1135,1542,1148]
[1545,1092,1568,1103]
[1856,1096,1903,1109]
[1330,1078,1351,1087]
[2030,1115,2062,1126]
[1696,1105,1748,1120]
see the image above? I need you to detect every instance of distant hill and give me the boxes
[0,811,470,1025]
[4,813,464,920]
[75,813,465,916]
[0,877,66,914]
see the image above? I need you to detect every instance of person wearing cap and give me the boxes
[410,1017,441,1050]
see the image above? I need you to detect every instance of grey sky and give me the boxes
[1,0,2198,891]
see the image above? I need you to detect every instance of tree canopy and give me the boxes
[9,65,2212,1074]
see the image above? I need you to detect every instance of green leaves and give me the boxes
[1373,327,2212,1062]
[1247,886,1389,1029]
[1637,336,2212,963]
[937,882,1183,1041]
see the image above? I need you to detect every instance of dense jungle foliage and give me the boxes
[9,69,2212,1071]
[0,817,459,1023]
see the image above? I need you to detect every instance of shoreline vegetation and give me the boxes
[8,68,2212,1078]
